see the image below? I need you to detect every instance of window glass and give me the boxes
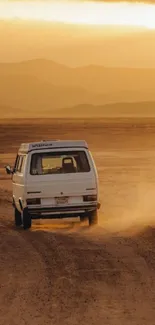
[14,155,20,171]
[30,151,90,175]
[20,156,26,173]
[14,155,26,173]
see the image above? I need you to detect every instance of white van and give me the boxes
[5,140,100,229]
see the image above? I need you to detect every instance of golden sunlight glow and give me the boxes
[0,1,155,29]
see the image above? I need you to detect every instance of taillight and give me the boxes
[83,195,97,202]
[27,198,41,205]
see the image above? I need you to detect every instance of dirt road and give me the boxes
[1,187,155,325]
[1,119,155,324]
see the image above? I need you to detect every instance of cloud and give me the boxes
[92,0,155,2]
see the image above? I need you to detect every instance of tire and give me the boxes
[88,210,98,226]
[14,207,22,227]
[23,207,32,230]
[80,215,87,223]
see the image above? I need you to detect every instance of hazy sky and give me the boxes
[0,1,155,28]
[0,1,155,66]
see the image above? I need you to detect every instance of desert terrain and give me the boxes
[1,118,155,325]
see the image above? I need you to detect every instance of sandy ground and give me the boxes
[1,118,155,325]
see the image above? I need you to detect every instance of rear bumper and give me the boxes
[28,202,101,219]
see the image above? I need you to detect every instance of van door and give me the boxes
[26,149,97,206]
[12,154,27,210]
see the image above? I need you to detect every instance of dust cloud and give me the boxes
[100,183,155,234]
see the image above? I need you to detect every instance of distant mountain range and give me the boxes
[0,59,155,117]
[54,102,155,118]
[1,22,155,68]
[1,102,155,118]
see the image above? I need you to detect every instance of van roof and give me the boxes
[18,140,88,153]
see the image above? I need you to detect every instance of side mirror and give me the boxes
[5,165,13,175]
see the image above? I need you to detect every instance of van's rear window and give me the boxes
[30,151,90,175]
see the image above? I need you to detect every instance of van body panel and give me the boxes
[10,141,100,218]
[12,154,28,212]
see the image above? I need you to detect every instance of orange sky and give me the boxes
[0,1,155,29]
[1,21,155,67]
[0,1,155,67]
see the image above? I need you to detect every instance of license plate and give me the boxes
[55,197,69,205]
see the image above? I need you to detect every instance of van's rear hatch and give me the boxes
[26,149,97,209]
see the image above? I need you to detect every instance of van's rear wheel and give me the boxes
[23,207,32,230]
[14,207,22,227]
[80,215,87,223]
[88,210,98,226]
